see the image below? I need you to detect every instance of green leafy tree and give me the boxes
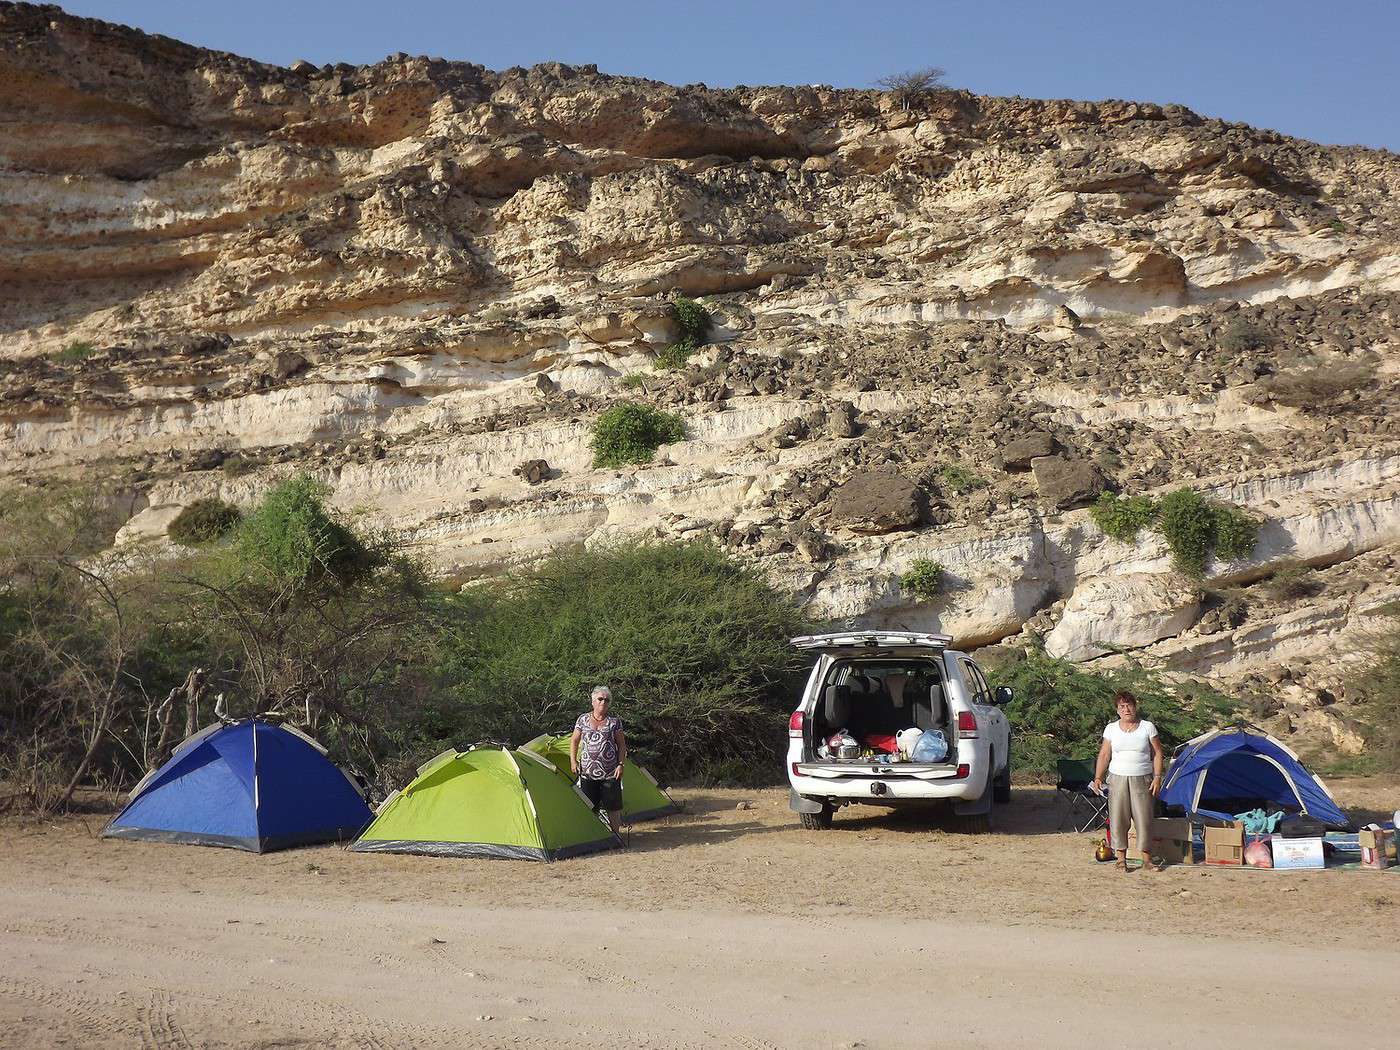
[432,540,809,783]
[175,476,433,768]
[987,648,1234,780]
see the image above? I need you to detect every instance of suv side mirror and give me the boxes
[993,685,1014,706]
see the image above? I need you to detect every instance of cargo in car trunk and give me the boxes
[805,659,955,767]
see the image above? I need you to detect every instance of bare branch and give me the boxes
[874,66,949,111]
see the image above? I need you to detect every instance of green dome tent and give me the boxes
[348,744,619,861]
[520,733,679,823]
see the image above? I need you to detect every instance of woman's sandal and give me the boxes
[1115,858,1129,872]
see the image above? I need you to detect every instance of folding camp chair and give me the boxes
[1055,758,1109,833]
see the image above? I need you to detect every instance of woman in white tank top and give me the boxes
[1091,691,1165,872]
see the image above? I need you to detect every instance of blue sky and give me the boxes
[63,1,1399,150]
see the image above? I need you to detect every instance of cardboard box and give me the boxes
[1203,823,1244,866]
[1359,828,1394,870]
[1127,818,1194,865]
[1271,835,1325,870]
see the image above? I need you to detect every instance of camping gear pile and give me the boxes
[814,726,948,764]
[103,720,678,862]
[1102,727,1396,872]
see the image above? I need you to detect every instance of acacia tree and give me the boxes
[875,66,949,111]
[175,475,435,771]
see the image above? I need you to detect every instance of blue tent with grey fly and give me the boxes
[102,718,372,852]
[1159,726,1350,829]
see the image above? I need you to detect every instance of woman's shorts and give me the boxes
[578,776,622,811]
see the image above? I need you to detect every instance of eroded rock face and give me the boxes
[2,7,1400,762]
[1045,575,1202,662]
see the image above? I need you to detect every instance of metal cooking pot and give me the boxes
[836,741,860,760]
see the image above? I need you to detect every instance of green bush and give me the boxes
[432,540,809,783]
[939,463,983,495]
[229,475,382,590]
[655,297,711,371]
[620,373,647,390]
[671,297,711,345]
[591,402,686,468]
[1089,492,1158,541]
[167,499,241,547]
[1155,489,1217,577]
[987,648,1234,781]
[55,340,95,364]
[1340,607,1400,773]
[1095,487,1260,578]
[1212,503,1260,562]
[655,339,698,371]
[900,559,945,601]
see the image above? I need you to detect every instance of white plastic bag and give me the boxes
[896,727,923,759]
[910,729,948,763]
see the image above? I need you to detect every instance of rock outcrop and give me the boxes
[2,4,1399,761]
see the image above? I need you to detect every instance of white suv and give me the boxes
[786,631,1013,831]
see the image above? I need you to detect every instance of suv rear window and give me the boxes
[810,659,948,742]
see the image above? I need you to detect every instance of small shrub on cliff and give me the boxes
[230,474,383,590]
[672,297,711,345]
[1211,503,1261,562]
[55,340,95,364]
[591,403,686,468]
[657,297,712,370]
[1155,488,1221,578]
[168,499,242,547]
[1089,492,1158,541]
[1261,560,1317,602]
[222,454,254,478]
[939,462,983,495]
[1092,487,1260,579]
[1332,604,1400,774]
[899,559,945,602]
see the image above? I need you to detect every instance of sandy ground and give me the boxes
[5,780,1400,1049]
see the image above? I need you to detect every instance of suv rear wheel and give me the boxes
[799,802,833,830]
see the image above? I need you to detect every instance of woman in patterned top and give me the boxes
[570,686,626,835]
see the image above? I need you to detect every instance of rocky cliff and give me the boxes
[3,3,1399,759]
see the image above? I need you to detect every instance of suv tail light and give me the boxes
[955,763,970,779]
[788,710,804,738]
[957,710,978,738]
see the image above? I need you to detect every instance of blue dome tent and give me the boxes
[1160,726,1350,830]
[103,719,373,852]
